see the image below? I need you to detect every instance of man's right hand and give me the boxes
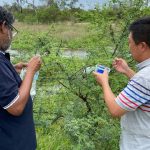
[6,55,42,116]
[27,55,42,73]
[112,58,130,74]
[112,58,135,78]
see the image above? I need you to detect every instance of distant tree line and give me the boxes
[3,0,150,24]
[3,0,91,23]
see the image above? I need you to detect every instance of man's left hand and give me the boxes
[93,69,109,87]
[14,62,28,74]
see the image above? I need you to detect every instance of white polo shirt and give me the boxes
[115,58,150,150]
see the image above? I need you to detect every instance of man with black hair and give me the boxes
[0,6,42,150]
[93,16,150,150]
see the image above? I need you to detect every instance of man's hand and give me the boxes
[112,58,130,74]
[93,66,127,117]
[112,58,135,78]
[93,69,109,87]
[14,62,28,74]
[27,55,42,74]
[7,56,42,116]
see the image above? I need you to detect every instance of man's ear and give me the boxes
[0,23,2,32]
[139,42,148,52]
[0,21,6,33]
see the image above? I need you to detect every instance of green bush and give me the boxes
[11,0,150,149]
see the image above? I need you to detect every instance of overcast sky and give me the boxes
[0,0,108,9]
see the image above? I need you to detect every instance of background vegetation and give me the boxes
[4,0,150,149]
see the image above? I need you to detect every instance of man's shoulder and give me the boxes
[134,66,150,81]
[130,68,150,90]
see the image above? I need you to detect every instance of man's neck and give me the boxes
[138,50,150,63]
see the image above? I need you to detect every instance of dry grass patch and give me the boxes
[14,22,90,41]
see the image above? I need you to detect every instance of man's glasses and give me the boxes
[5,22,19,37]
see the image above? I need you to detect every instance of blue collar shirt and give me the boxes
[0,52,36,150]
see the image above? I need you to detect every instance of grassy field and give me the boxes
[14,22,90,42]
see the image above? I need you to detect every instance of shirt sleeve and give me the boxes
[0,62,19,109]
[115,76,150,111]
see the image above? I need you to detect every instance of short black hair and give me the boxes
[0,6,14,25]
[129,16,150,47]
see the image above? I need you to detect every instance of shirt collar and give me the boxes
[0,51,10,61]
[0,51,5,55]
[136,58,150,70]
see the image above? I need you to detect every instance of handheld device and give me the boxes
[96,65,110,74]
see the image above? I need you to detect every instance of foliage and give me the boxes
[10,0,150,149]
[36,6,60,23]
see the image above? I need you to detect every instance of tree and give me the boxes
[40,0,79,9]
[14,0,36,11]
[14,0,25,13]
